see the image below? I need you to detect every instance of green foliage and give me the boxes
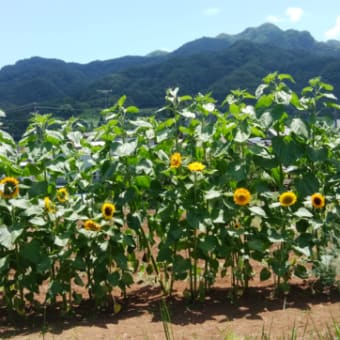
[0,73,339,315]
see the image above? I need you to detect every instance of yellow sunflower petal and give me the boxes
[279,191,297,207]
[56,187,69,203]
[101,202,115,220]
[84,219,101,232]
[44,197,56,213]
[187,162,205,172]
[311,193,325,209]
[0,177,20,199]
[233,188,251,206]
[170,152,182,168]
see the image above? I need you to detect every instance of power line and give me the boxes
[4,103,102,114]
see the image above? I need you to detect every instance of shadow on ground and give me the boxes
[0,282,339,338]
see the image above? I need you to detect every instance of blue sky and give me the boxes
[1,0,340,69]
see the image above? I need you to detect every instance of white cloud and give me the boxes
[265,15,282,24]
[286,7,304,22]
[203,8,221,16]
[325,16,340,40]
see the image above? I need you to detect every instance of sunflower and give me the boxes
[56,187,69,203]
[101,202,115,220]
[234,221,241,229]
[0,177,19,199]
[311,193,325,209]
[84,219,101,232]
[233,188,251,206]
[170,152,182,168]
[44,197,56,213]
[187,161,205,172]
[279,191,297,207]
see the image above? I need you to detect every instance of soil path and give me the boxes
[1,278,339,339]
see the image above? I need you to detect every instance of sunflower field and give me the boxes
[0,73,339,314]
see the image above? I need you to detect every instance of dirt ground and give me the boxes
[1,272,339,340]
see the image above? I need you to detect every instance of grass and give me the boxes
[156,297,340,340]
[237,318,340,340]
[159,297,175,340]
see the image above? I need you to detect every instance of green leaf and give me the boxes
[107,271,120,286]
[121,272,133,286]
[307,147,328,162]
[274,91,291,105]
[259,111,273,128]
[268,229,284,243]
[260,267,271,281]
[249,206,267,218]
[21,239,43,264]
[67,131,83,147]
[45,130,63,145]
[212,209,226,224]
[290,118,308,138]
[10,198,31,210]
[234,126,250,143]
[229,162,247,181]
[186,210,200,229]
[173,255,190,274]
[130,120,152,128]
[295,233,313,248]
[272,136,305,166]
[204,188,222,200]
[48,280,65,296]
[198,235,217,255]
[255,84,268,98]
[29,216,46,226]
[296,219,309,233]
[248,237,268,252]
[0,225,23,249]
[117,95,127,107]
[157,244,172,262]
[115,141,137,157]
[256,94,273,108]
[278,74,295,83]
[28,181,48,197]
[326,102,340,110]
[295,172,319,197]
[24,204,44,217]
[0,255,9,271]
[292,245,311,257]
[294,264,309,279]
[309,77,321,87]
[126,105,139,113]
[126,213,142,232]
[135,175,151,189]
[54,235,69,247]
[294,207,313,218]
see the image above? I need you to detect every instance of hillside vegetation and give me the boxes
[1,23,340,138]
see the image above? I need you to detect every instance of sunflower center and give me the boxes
[282,196,293,204]
[238,194,246,202]
[314,197,321,205]
[105,207,112,215]
[4,183,15,195]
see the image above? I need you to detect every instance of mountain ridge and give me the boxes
[1,23,340,139]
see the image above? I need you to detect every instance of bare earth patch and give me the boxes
[1,273,339,339]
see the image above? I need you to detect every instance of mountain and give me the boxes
[173,23,340,57]
[0,55,164,106]
[1,23,340,139]
[76,39,340,108]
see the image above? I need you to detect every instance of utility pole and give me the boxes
[33,102,38,113]
[96,89,112,108]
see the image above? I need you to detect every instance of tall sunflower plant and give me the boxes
[0,73,339,313]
